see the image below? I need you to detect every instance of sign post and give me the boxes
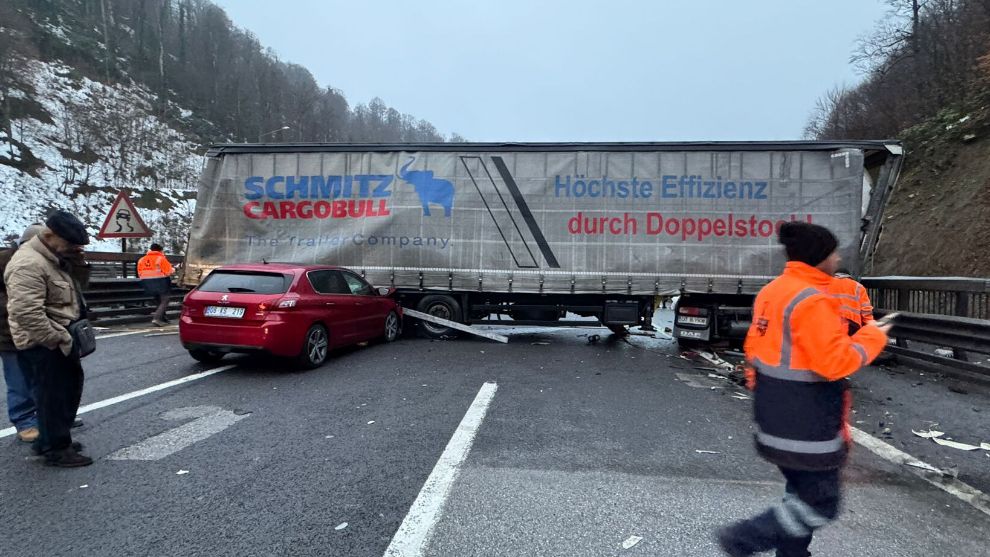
[97,190,153,277]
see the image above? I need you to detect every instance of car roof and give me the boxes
[212,263,347,274]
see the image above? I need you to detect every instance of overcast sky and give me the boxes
[213,0,888,142]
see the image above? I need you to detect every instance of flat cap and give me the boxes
[45,210,90,245]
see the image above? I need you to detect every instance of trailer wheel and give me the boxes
[606,324,629,337]
[417,295,462,339]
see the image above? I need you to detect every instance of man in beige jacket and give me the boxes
[5,211,92,467]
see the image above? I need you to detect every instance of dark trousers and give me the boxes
[153,293,169,322]
[722,467,841,557]
[17,346,84,454]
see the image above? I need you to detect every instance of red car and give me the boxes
[179,263,402,368]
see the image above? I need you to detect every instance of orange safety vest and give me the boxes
[137,250,174,279]
[745,262,887,471]
[828,274,874,328]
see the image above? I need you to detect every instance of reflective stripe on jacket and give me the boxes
[745,262,887,471]
[828,274,874,327]
[137,251,173,279]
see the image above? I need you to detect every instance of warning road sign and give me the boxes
[97,191,153,239]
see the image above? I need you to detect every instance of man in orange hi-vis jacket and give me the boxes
[137,243,174,327]
[829,268,874,335]
[717,222,891,557]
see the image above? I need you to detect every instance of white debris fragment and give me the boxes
[912,430,945,439]
[325,435,334,439]
[906,460,944,474]
[367,421,376,425]
[731,393,751,400]
[959,115,971,123]
[531,341,550,346]
[622,535,643,549]
[934,348,954,358]
[981,443,990,451]
[335,522,348,531]
[933,438,982,451]
[176,470,189,475]
[79,484,89,489]
[695,450,720,455]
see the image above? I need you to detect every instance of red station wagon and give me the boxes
[179,263,402,368]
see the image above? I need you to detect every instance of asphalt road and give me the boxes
[0,318,987,556]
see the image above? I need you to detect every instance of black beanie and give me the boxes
[778,222,837,267]
[46,210,90,246]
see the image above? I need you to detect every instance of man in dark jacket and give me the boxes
[1,224,45,442]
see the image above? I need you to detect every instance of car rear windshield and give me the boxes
[198,271,291,294]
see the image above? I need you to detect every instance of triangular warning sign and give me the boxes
[97,191,153,239]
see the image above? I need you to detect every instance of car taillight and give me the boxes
[678,306,709,316]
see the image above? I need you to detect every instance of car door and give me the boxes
[306,270,360,345]
[340,271,381,340]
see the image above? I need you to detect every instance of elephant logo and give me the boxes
[398,157,454,217]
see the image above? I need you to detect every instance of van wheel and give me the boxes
[189,348,224,364]
[297,324,329,369]
[417,295,461,339]
[383,311,401,342]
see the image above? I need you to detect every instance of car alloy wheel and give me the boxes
[384,311,400,342]
[300,324,329,368]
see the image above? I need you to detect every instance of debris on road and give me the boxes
[367,421,376,425]
[912,429,984,451]
[531,341,550,346]
[80,484,89,489]
[176,470,189,475]
[621,535,643,549]
[695,450,720,455]
[933,438,982,451]
[731,393,750,400]
[335,522,348,531]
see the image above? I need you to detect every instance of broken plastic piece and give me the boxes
[695,450,720,454]
[912,430,945,439]
[933,438,981,451]
[176,470,189,475]
[335,522,348,531]
[622,535,643,549]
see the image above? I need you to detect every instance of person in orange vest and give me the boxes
[829,268,874,335]
[137,243,174,327]
[717,223,891,557]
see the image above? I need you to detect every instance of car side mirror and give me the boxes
[377,286,396,297]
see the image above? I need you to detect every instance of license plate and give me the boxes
[677,316,708,325]
[205,306,245,319]
[678,329,704,339]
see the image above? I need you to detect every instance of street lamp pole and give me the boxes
[258,125,291,142]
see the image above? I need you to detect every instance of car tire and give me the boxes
[189,348,225,364]
[297,324,330,369]
[383,311,401,342]
[416,295,461,339]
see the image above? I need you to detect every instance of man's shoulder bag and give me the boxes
[68,279,96,358]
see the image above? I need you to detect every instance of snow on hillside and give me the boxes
[0,58,203,253]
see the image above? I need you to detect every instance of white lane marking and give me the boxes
[0,365,236,439]
[850,426,990,517]
[107,405,249,460]
[384,382,498,557]
[144,332,179,338]
[96,327,177,340]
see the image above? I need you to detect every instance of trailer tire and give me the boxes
[606,324,629,337]
[416,295,462,339]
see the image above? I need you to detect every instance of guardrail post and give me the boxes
[895,288,911,347]
[952,292,971,361]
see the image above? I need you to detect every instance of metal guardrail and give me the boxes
[84,278,187,326]
[863,277,990,380]
[86,252,185,279]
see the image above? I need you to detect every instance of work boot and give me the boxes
[72,419,84,428]
[151,319,166,327]
[16,427,39,443]
[44,448,93,468]
[716,526,756,557]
